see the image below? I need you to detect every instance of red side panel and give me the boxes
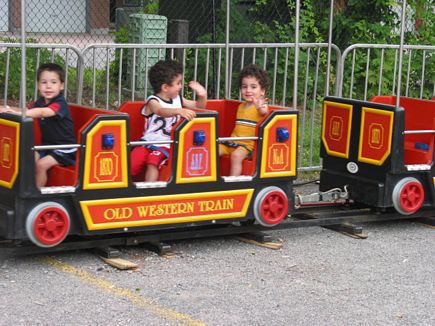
[206,100,239,137]
[0,119,20,188]
[322,101,353,158]
[358,108,394,165]
[117,101,146,141]
[46,166,76,186]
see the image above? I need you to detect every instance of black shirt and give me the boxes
[31,94,76,145]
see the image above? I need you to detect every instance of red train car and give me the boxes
[0,100,298,248]
[320,96,435,215]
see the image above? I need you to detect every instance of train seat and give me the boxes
[401,98,435,165]
[47,165,76,186]
[403,140,433,165]
[46,105,117,187]
[371,96,435,165]
[207,99,286,176]
[206,99,240,137]
[206,100,256,176]
[219,155,255,176]
[117,101,146,141]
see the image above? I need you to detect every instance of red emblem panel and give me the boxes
[177,118,217,183]
[0,119,19,188]
[358,107,394,165]
[83,120,128,189]
[322,101,353,158]
[260,114,297,178]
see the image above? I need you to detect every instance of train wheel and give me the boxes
[26,202,70,248]
[254,186,289,227]
[392,177,424,215]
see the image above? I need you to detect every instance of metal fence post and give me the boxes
[396,0,407,107]
[293,0,300,109]
[20,0,26,112]
[325,0,334,96]
[225,0,230,99]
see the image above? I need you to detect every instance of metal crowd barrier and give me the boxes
[2,42,433,172]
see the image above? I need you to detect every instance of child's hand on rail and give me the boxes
[179,108,197,121]
[0,105,18,114]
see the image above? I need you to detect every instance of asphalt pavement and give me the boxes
[0,218,434,326]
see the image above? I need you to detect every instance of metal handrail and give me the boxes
[338,43,435,98]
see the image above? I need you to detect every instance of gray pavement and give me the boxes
[0,220,434,326]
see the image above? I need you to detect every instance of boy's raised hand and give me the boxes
[179,108,196,121]
[253,97,269,114]
[188,81,207,98]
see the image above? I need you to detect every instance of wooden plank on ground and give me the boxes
[99,256,138,270]
[234,236,283,250]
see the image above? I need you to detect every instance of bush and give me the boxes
[0,38,68,101]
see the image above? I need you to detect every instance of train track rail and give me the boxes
[1,204,434,256]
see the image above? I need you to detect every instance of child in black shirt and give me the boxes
[0,63,76,188]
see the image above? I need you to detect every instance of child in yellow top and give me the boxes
[219,64,269,176]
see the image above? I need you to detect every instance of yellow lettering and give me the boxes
[136,205,149,217]
[99,157,113,176]
[332,120,341,137]
[177,202,194,214]
[148,205,156,216]
[371,128,380,145]
[155,205,164,216]
[104,208,115,220]
[273,148,284,165]
[2,142,10,163]
[136,202,195,217]
[198,199,234,212]
[103,207,132,220]
[224,199,234,210]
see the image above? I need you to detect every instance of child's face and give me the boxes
[240,76,265,103]
[163,74,183,99]
[38,70,64,103]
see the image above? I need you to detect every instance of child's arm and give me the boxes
[147,100,196,121]
[0,105,56,118]
[183,81,207,109]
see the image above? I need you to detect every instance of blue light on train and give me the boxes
[276,128,289,142]
[193,130,206,146]
[102,133,115,149]
[415,142,429,151]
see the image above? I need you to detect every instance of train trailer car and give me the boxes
[0,100,298,249]
[320,96,435,215]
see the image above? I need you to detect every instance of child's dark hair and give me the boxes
[37,63,65,83]
[238,64,269,90]
[149,59,183,93]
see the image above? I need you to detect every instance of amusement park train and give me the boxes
[0,95,434,249]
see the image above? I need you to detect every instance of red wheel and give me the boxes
[254,187,289,226]
[26,202,70,247]
[392,177,425,215]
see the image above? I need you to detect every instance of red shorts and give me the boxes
[131,146,168,178]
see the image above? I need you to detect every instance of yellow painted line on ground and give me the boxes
[42,256,206,326]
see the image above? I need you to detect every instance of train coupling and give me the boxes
[294,186,350,208]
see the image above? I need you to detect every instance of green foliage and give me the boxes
[110,26,130,84]
[250,0,324,43]
[0,37,66,101]
[298,105,322,168]
[141,0,159,15]
[407,0,435,45]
